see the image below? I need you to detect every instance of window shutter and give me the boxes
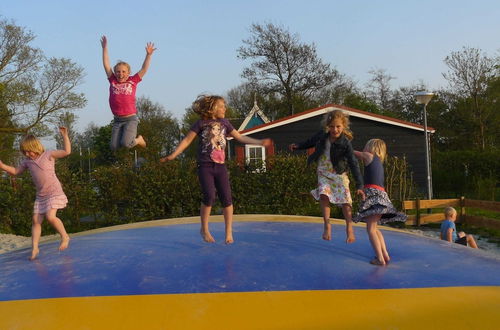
[266,140,275,157]
[235,145,245,166]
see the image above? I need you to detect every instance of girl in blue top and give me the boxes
[440,207,478,248]
[353,139,406,266]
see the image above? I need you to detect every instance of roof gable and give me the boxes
[237,100,270,131]
[238,104,435,135]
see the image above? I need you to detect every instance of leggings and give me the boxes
[197,162,233,207]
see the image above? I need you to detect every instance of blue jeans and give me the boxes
[110,115,138,150]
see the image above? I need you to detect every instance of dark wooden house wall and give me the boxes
[229,112,428,192]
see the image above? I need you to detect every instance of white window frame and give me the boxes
[245,144,266,171]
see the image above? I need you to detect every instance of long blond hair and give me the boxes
[19,135,44,155]
[321,110,353,140]
[364,138,387,162]
[192,94,224,120]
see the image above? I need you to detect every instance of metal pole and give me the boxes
[422,103,432,199]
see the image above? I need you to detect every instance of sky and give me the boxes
[1,0,500,134]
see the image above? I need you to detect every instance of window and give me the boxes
[245,145,266,171]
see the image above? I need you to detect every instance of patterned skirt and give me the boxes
[311,171,352,206]
[33,194,68,214]
[353,187,407,224]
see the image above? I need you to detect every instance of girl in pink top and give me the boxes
[101,36,156,150]
[0,127,71,260]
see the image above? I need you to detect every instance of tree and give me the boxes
[388,82,428,123]
[0,19,86,134]
[237,23,337,116]
[136,96,180,159]
[365,68,396,114]
[54,111,78,149]
[442,47,497,150]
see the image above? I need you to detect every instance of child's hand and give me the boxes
[59,126,68,136]
[160,155,174,163]
[100,36,107,48]
[261,138,272,148]
[356,189,366,201]
[145,42,156,55]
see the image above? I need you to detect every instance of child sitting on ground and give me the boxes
[440,206,478,248]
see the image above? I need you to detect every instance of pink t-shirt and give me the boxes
[19,151,65,198]
[108,73,142,116]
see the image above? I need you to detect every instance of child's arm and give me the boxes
[160,131,197,162]
[51,127,71,159]
[0,160,25,176]
[346,144,365,200]
[353,150,373,163]
[289,131,322,151]
[229,130,272,148]
[101,36,113,78]
[446,228,454,242]
[137,42,156,78]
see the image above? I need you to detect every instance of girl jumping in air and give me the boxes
[160,95,271,244]
[289,110,365,243]
[353,138,407,266]
[0,127,72,260]
[101,35,156,150]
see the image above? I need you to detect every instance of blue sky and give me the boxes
[1,0,499,133]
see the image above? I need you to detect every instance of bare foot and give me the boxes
[59,236,70,251]
[225,235,234,244]
[135,135,146,148]
[29,248,39,261]
[200,229,215,243]
[322,223,331,240]
[370,258,386,266]
[345,229,356,244]
[383,253,391,263]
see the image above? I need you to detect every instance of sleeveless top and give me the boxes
[363,155,384,188]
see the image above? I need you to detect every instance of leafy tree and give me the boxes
[0,18,86,134]
[136,96,180,159]
[387,82,428,122]
[237,22,337,116]
[442,46,498,150]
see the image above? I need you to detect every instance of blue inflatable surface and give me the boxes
[1,216,499,329]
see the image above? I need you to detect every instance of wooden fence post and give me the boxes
[416,198,421,226]
[460,196,466,223]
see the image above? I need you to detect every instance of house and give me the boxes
[237,99,270,131]
[228,104,434,191]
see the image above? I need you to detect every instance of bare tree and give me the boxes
[238,23,337,116]
[0,19,86,134]
[443,47,497,150]
[365,68,396,111]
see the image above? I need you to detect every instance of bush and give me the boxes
[0,154,415,235]
[433,150,500,200]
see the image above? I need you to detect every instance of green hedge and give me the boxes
[432,150,500,200]
[0,154,415,236]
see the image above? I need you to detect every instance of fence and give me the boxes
[403,197,500,230]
